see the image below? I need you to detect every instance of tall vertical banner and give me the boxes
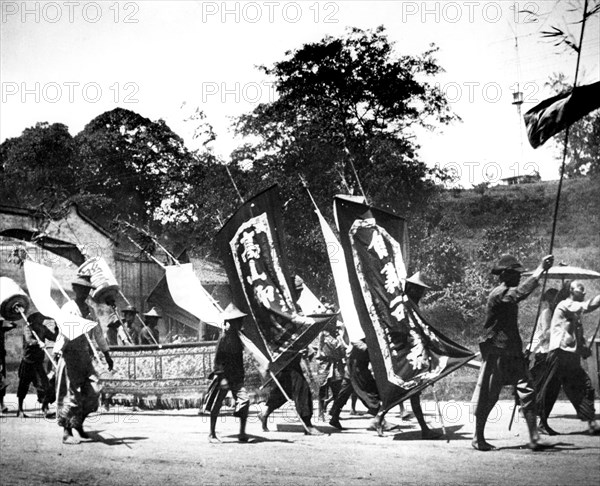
[217,185,335,379]
[315,207,365,342]
[334,195,475,413]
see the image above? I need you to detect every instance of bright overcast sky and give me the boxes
[1,1,599,186]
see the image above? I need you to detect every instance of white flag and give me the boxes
[23,260,97,340]
[165,264,223,328]
[316,210,365,341]
[296,279,327,315]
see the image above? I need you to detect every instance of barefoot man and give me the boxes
[204,303,250,443]
[472,254,553,451]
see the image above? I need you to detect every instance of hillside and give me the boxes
[414,176,600,348]
[437,177,599,256]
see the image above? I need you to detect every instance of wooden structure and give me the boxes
[0,203,230,365]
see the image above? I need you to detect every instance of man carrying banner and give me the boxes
[16,312,58,418]
[56,275,114,444]
[395,273,442,440]
[335,196,479,440]
[217,186,333,436]
[140,307,161,345]
[472,254,553,451]
[204,303,250,443]
[316,318,346,421]
[259,351,322,435]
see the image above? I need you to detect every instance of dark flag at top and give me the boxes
[524,81,600,149]
[217,185,335,379]
[334,195,476,414]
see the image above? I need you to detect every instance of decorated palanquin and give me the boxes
[100,342,217,406]
[100,342,264,407]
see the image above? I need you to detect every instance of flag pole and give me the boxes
[120,221,180,267]
[527,0,588,352]
[587,315,600,349]
[508,393,519,431]
[224,163,245,204]
[116,288,160,347]
[46,274,107,366]
[431,385,448,442]
[15,306,58,370]
[126,235,166,269]
[269,370,312,435]
[298,174,318,210]
[343,146,369,205]
[110,304,134,345]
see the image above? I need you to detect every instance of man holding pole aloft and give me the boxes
[16,312,58,418]
[472,254,553,451]
[56,275,114,444]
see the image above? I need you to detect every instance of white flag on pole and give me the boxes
[23,260,97,340]
[296,279,327,315]
[315,210,365,341]
[165,263,224,328]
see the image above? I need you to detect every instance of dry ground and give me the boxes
[1,394,599,486]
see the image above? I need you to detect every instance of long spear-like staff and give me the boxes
[120,220,180,266]
[528,0,589,352]
[517,0,590,430]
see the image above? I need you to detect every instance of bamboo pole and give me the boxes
[16,307,58,370]
[269,370,312,435]
[431,386,448,442]
[527,0,589,353]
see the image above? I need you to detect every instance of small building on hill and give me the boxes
[500,172,541,186]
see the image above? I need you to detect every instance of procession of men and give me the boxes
[2,234,599,453]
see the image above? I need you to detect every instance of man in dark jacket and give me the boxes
[16,312,58,418]
[1,317,17,415]
[139,307,161,345]
[472,254,553,451]
[204,303,249,443]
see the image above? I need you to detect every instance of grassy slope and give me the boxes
[425,177,600,348]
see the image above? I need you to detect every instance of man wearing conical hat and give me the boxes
[389,272,442,440]
[204,303,250,443]
[140,307,161,345]
[121,305,140,345]
[55,274,114,444]
[16,312,58,418]
[472,253,553,451]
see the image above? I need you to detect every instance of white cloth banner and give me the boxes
[316,209,365,341]
[165,264,223,328]
[296,280,327,315]
[23,260,97,340]
[239,332,270,376]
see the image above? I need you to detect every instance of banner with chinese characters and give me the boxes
[217,185,335,379]
[334,196,476,413]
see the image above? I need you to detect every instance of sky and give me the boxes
[1,0,599,187]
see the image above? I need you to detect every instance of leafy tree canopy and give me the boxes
[1,108,206,230]
[233,26,458,294]
[74,107,198,225]
[0,122,78,212]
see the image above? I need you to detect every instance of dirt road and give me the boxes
[1,395,599,486]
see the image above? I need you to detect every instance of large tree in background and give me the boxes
[0,109,207,231]
[0,122,78,212]
[234,26,457,293]
[75,108,198,225]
